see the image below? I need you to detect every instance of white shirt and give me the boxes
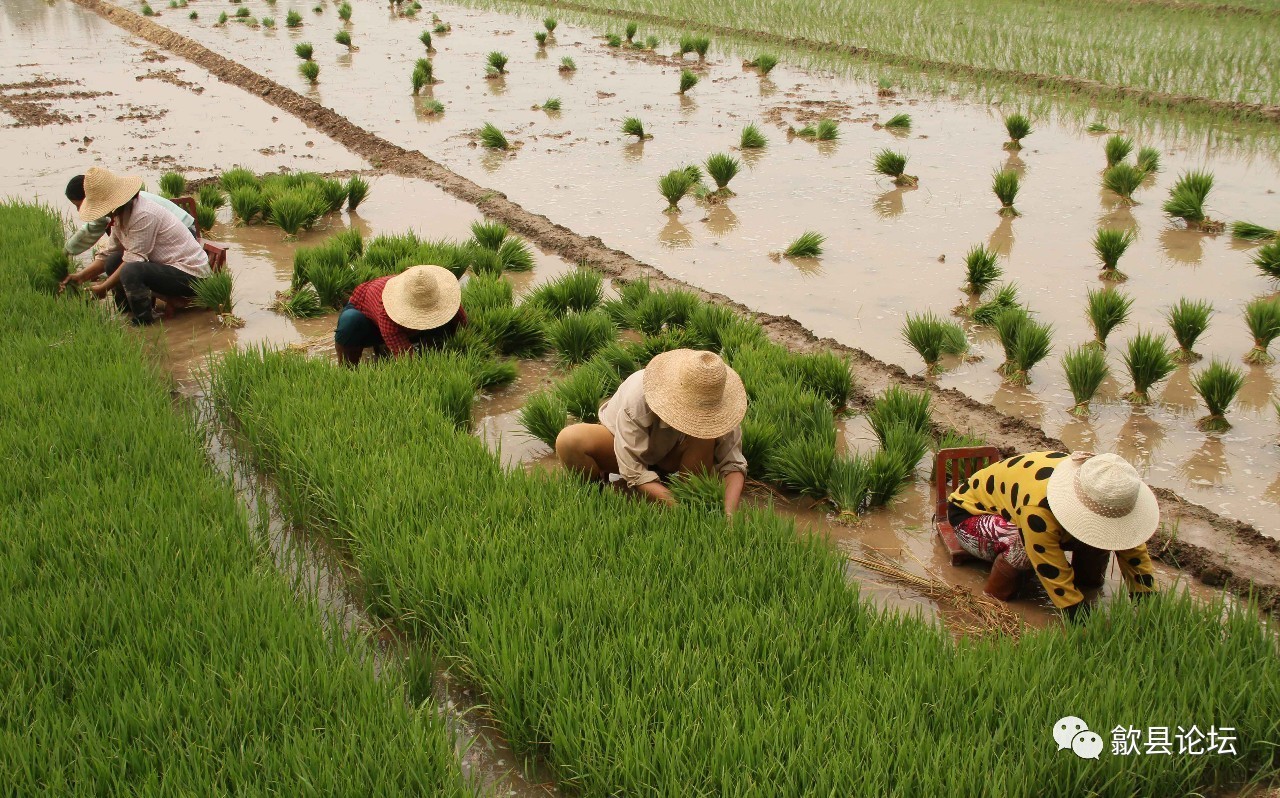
[103,195,210,278]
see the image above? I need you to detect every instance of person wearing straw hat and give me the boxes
[63,167,210,325]
[946,450,1159,620]
[334,265,467,365]
[555,349,749,515]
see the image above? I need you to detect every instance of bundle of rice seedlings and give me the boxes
[1102,163,1145,205]
[191,270,235,314]
[968,282,1020,325]
[471,305,550,357]
[195,204,217,233]
[337,1,351,20]
[518,391,568,449]
[306,256,360,308]
[1254,241,1280,283]
[317,178,349,214]
[667,470,726,513]
[465,246,506,278]
[344,176,369,211]
[159,172,186,198]
[783,231,824,259]
[902,311,968,375]
[420,30,433,50]
[1006,317,1053,386]
[268,189,325,237]
[738,123,768,150]
[261,16,277,28]
[828,454,871,517]
[219,167,258,193]
[235,7,250,19]
[1232,221,1277,242]
[1243,296,1280,364]
[632,290,699,335]
[283,8,301,26]
[749,54,778,75]
[478,123,508,150]
[658,169,695,212]
[872,149,917,187]
[217,10,228,23]
[992,169,1020,216]
[1003,113,1031,150]
[867,386,931,444]
[335,30,352,47]
[559,57,576,72]
[1136,146,1161,174]
[606,34,622,47]
[295,42,314,60]
[485,51,508,77]
[962,244,1001,294]
[433,21,450,33]
[677,34,696,55]
[299,60,320,84]
[462,274,513,316]
[1104,135,1133,167]
[494,238,533,272]
[621,117,650,140]
[539,97,562,112]
[765,435,835,498]
[196,184,225,210]
[1093,227,1135,281]
[1165,298,1213,363]
[543,16,556,32]
[933,429,987,452]
[705,153,740,195]
[141,3,154,15]
[691,35,710,58]
[624,21,638,41]
[800,119,839,141]
[1123,331,1176,403]
[555,362,611,422]
[229,186,263,224]
[1085,286,1133,348]
[1062,345,1110,416]
[332,228,364,259]
[524,269,603,316]
[470,220,509,251]
[645,35,659,49]
[411,58,433,92]
[883,113,911,130]
[420,98,445,116]
[866,424,930,507]
[678,69,699,94]
[272,285,325,318]
[991,306,1031,376]
[1163,170,1215,228]
[1192,359,1244,433]
[548,311,617,366]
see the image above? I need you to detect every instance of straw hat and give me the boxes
[382,265,462,330]
[78,167,144,222]
[1046,452,1159,551]
[643,349,747,439]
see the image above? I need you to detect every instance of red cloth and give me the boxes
[348,276,466,355]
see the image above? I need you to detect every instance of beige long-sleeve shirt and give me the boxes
[102,195,210,278]
[598,370,748,487]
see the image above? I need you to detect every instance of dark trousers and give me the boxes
[104,256,198,323]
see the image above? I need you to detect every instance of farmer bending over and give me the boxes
[556,349,748,516]
[334,265,467,365]
[947,451,1158,620]
[61,168,210,325]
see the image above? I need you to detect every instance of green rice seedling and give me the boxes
[1104,134,1133,167]
[691,35,711,58]
[478,123,508,150]
[486,51,508,75]
[783,231,824,258]
[433,22,449,33]
[195,204,217,233]
[867,385,931,444]
[196,183,226,211]
[883,113,911,130]
[1232,222,1277,242]
[470,220,508,251]
[518,390,568,448]
[262,17,277,28]
[658,169,695,212]
[420,98,445,116]
[461,274,513,315]
[1192,359,1244,432]
[189,10,197,18]
[1093,227,1135,282]
[217,10,228,24]
[335,29,352,48]
[679,69,699,94]
[305,256,359,308]
[524,269,603,316]
[268,190,323,237]
[686,303,759,354]
[1006,317,1053,386]
[813,119,839,141]
[420,29,433,50]
[559,56,576,72]
[219,166,258,193]
[1102,163,1145,205]
[534,30,547,47]
[1086,120,1110,133]
[462,352,518,391]
[623,21,638,41]
[1244,296,1280,364]
[1137,146,1161,174]
[621,117,650,140]
[751,54,778,75]
[968,282,1020,325]
[631,290,699,335]
[794,350,853,408]
[273,285,325,318]
[228,186,262,224]
[191,270,235,313]
[645,35,659,49]
[337,1,351,20]
[740,123,767,149]
[554,362,612,422]
[1062,345,1110,416]
[872,149,917,187]
[1166,298,1213,362]
[589,342,641,386]
[29,248,73,295]
[412,60,433,93]
[548,311,618,366]
[295,42,314,59]
[159,172,186,198]
[141,3,155,15]
[933,428,987,453]
[1003,113,1031,149]
[299,60,320,84]
[464,246,505,278]
[470,305,549,357]
[991,305,1031,375]
[992,168,1020,216]
[317,177,349,214]
[496,238,534,272]
[344,176,369,211]
[902,311,967,375]
[1123,330,1176,403]
[543,16,556,31]
[962,244,1001,294]
[1163,170,1215,228]
[667,470,726,512]
[1085,286,1133,348]
[827,453,871,517]
[285,9,302,26]
[705,153,740,195]
[540,97,562,112]
[766,435,835,498]
[678,34,695,55]
[1254,241,1280,283]
[606,33,622,47]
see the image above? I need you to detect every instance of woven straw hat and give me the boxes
[78,167,144,222]
[381,265,462,330]
[1046,452,1159,551]
[643,349,747,439]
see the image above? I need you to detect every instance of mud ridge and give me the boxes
[73,0,1280,612]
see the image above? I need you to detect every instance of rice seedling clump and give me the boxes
[658,169,695,212]
[1243,296,1280,364]
[547,310,618,366]
[1136,145,1161,173]
[739,123,767,149]
[1232,221,1277,242]
[559,56,575,72]
[295,42,314,60]
[678,69,699,93]
[1003,113,1031,149]
[961,244,1001,294]
[967,282,1020,325]
[622,116,650,140]
[902,311,968,374]
[1093,227,1135,281]
[1163,170,1219,230]
[1062,345,1109,415]
[882,113,911,130]
[1104,134,1133,167]
[1085,286,1133,348]
[783,231,824,259]
[705,153,740,195]
[1166,298,1213,362]
[1102,163,1145,205]
[1192,359,1244,432]
[478,122,508,150]
[1252,241,1280,283]
[872,149,917,187]
[299,60,320,84]
[991,169,1020,216]
[1122,330,1176,403]
[486,51,508,75]
[159,172,186,198]
[750,53,778,74]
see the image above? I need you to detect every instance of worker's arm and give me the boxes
[612,408,668,502]
[90,265,123,297]
[1021,519,1085,612]
[713,426,748,516]
[60,255,107,291]
[1115,544,1157,596]
[64,218,109,256]
[723,471,745,516]
[635,481,676,507]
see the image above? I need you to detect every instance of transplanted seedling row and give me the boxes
[216,167,369,238]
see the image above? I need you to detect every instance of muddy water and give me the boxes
[140,0,1280,536]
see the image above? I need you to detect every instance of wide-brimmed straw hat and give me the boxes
[643,349,747,439]
[382,265,462,330]
[78,167,144,222]
[1046,452,1159,551]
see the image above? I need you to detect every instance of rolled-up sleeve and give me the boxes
[714,426,747,476]
[613,408,662,487]
[1116,544,1157,595]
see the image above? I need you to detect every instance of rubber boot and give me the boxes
[983,557,1022,601]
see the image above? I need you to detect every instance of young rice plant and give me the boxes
[1122,330,1176,403]
[1165,298,1213,362]
[1062,345,1109,415]
[1085,286,1133,349]
[1191,359,1244,432]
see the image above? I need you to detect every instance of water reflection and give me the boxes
[1003,152,1026,177]
[816,140,839,158]
[701,204,739,237]
[658,214,693,248]
[1237,364,1277,411]
[991,382,1043,426]
[783,255,823,276]
[479,149,508,173]
[873,187,906,219]
[1158,365,1198,412]
[622,140,646,163]
[1115,408,1166,471]
[1159,226,1207,265]
[1097,205,1137,231]
[758,77,778,98]
[486,75,508,96]
[1178,436,1230,488]
[1058,416,1100,452]
[988,215,1015,256]
[679,95,696,114]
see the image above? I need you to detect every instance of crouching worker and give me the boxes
[334,264,467,365]
[62,168,210,325]
[947,450,1159,621]
[556,349,748,516]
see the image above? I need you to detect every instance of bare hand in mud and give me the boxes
[88,281,110,299]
